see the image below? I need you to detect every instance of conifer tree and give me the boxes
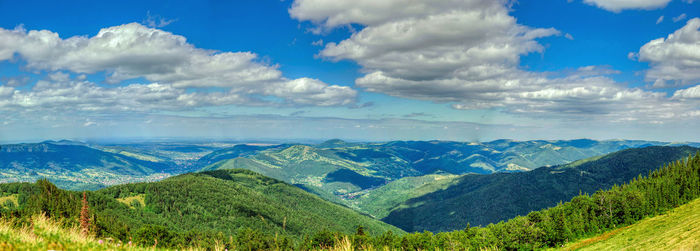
[80,191,90,236]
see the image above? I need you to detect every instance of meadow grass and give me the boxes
[0,214,162,250]
[560,197,700,250]
[0,195,18,208]
[116,194,146,208]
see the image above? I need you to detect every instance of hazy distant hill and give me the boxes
[382,145,699,232]
[201,139,673,176]
[0,142,174,190]
[195,143,291,167]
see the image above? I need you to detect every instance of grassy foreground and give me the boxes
[560,197,700,250]
[0,214,160,250]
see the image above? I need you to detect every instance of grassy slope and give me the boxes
[560,198,700,250]
[0,215,156,250]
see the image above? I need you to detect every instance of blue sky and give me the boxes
[0,0,699,143]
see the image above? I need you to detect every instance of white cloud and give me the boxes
[673,13,688,22]
[291,0,559,93]
[291,0,699,123]
[261,78,357,106]
[47,72,70,82]
[310,2,560,81]
[143,11,176,28]
[565,33,574,40]
[582,0,671,12]
[0,76,30,87]
[0,23,282,87]
[637,18,700,87]
[0,23,357,107]
[657,15,665,24]
[672,84,700,99]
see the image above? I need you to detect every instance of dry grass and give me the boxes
[559,198,700,251]
[117,194,146,209]
[0,194,18,208]
[324,236,502,251]
[0,214,160,250]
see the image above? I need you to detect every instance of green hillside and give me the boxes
[559,198,700,250]
[348,173,462,218]
[383,146,699,232]
[200,145,386,206]
[0,169,402,249]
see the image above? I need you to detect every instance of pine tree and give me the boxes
[80,191,90,236]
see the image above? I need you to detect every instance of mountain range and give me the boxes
[382,145,699,232]
[197,139,698,220]
[2,138,698,234]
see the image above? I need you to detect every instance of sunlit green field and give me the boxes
[0,215,160,250]
[560,198,700,251]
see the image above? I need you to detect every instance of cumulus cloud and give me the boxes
[302,0,560,82]
[582,0,671,12]
[0,79,236,113]
[672,84,700,99]
[0,23,282,86]
[290,0,559,92]
[261,78,357,106]
[657,15,665,24]
[637,18,700,87]
[291,0,699,122]
[0,23,357,107]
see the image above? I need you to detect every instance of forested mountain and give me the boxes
[0,169,402,249]
[198,139,693,218]
[201,139,674,176]
[2,148,697,250]
[0,138,689,192]
[383,146,699,232]
[0,142,175,190]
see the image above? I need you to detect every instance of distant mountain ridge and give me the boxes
[2,138,698,200]
[0,142,175,190]
[198,139,692,212]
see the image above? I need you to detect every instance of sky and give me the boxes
[0,0,699,143]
